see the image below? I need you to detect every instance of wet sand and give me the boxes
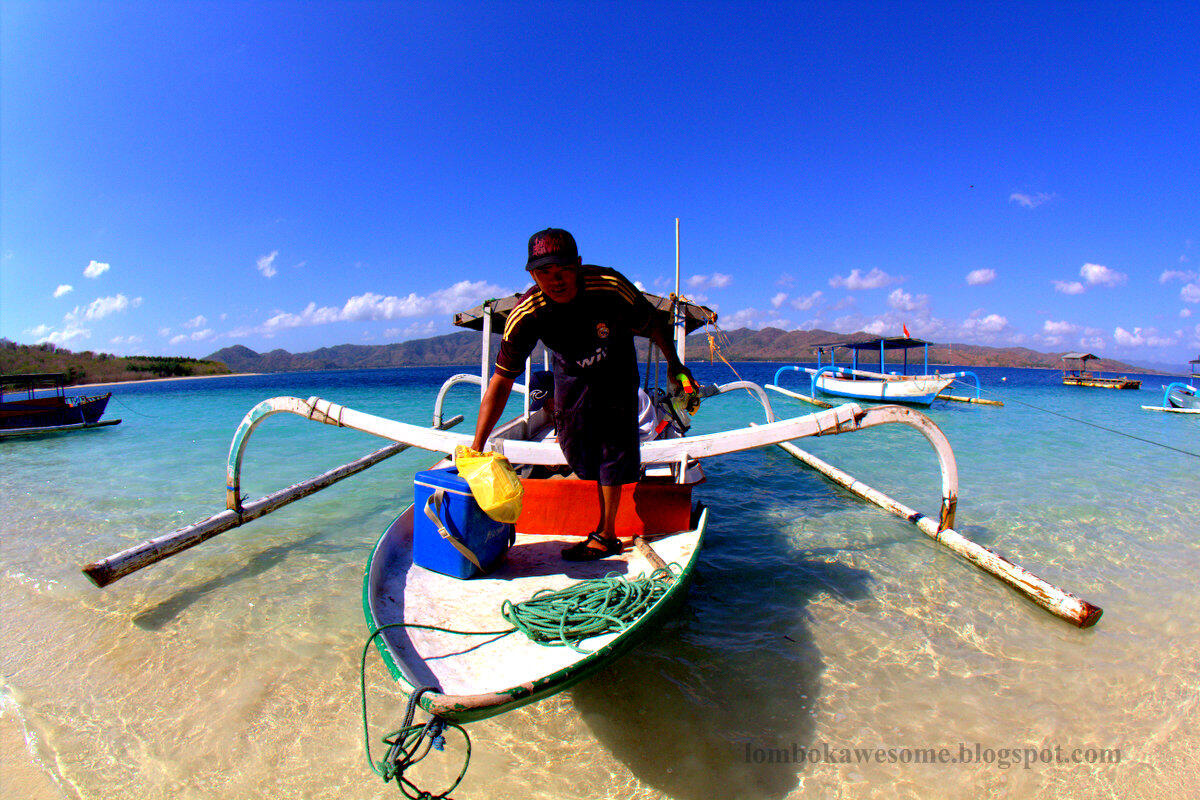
[75,373,260,390]
[1,707,61,800]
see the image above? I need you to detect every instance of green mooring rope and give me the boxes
[501,564,680,653]
[360,565,680,796]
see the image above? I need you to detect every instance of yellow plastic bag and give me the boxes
[454,445,524,523]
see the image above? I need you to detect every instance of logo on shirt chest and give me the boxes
[596,321,610,339]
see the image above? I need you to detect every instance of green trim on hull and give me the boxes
[362,505,706,724]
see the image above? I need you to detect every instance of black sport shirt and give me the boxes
[494,266,655,383]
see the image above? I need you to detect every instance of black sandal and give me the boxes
[561,531,622,561]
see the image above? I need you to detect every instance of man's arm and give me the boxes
[471,372,516,451]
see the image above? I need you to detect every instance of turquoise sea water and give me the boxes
[2,363,1197,800]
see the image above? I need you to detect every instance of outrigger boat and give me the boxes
[766,337,992,407]
[1141,357,1199,414]
[1061,352,1141,389]
[80,250,1100,790]
[0,373,121,439]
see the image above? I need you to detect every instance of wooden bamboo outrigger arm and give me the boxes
[80,407,464,588]
[753,413,1102,628]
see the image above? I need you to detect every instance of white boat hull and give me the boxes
[364,498,707,723]
[807,370,954,405]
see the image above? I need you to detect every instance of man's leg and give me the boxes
[562,482,623,559]
[592,482,621,546]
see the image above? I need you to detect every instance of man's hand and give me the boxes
[667,363,696,394]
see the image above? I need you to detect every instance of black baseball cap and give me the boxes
[526,228,579,271]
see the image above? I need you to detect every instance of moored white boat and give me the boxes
[805,365,955,405]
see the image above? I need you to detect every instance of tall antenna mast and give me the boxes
[674,218,686,364]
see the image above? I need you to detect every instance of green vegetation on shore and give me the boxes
[0,340,232,386]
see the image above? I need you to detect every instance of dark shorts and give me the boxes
[553,370,640,486]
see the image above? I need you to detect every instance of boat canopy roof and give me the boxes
[1061,352,1099,362]
[453,279,716,335]
[1,373,68,390]
[811,336,932,352]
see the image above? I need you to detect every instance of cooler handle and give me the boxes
[423,489,484,571]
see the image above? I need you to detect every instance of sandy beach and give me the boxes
[72,373,261,390]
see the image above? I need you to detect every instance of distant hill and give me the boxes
[207,331,487,372]
[206,328,1155,375]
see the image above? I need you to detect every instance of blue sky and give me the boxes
[3,1,1197,368]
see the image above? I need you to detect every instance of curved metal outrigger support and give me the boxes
[1161,382,1194,407]
[712,380,777,423]
[773,364,802,387]
[225,396,462,513]
[947,370,982,399]
[432,373,534,428]
[834,404,958,530]
[809,365,855,397]
[758,404,1100,627]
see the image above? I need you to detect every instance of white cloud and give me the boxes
[789,290,823,311]
[633,280,647,292]
[776,274,795,287]
[771,292,787,309]
[966,268,996,286]
[170,328,214,345]
[110,335,143,346]
[185,315,208,328]
[27,322,90,345]
[158,327,172,337]
[1114,326,1176,347]
[401,320,439,338]
[69,294,143,322]
[257,251,279,278]
[721,307,792,330]
[686,273,732,290]
[1053,280,1085,295]
[828,268,900,290]
[1159,269,1198,283]
[1043,320,1078,335]
[1182,308,1193,318]
[1079,335,1106,350]
[53,284,74,298]
[1009,192,1054,208]
[1080,262,1126,287]
[887,288,928,313]
[862,319,889,335]
[248,280,512,335]
[83,260,110,279]
[961,313,1008,335]
[1181,283,1200,303]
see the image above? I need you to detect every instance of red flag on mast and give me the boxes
[903,324,910,337]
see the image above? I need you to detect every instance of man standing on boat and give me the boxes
[469,228,693,561]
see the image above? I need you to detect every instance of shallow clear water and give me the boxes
[2,364,1197,799]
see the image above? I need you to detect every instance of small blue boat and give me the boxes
[1141,357,1199,414]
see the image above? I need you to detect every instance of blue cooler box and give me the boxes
[413,467,514,579]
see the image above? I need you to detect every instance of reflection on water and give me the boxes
[2,366,1198,799]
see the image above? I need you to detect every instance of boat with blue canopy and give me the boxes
[770,336,983,406]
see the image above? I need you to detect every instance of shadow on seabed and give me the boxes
[570,503,875,800]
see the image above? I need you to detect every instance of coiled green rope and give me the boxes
[360,565,679,796]
[501,564,680,653]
